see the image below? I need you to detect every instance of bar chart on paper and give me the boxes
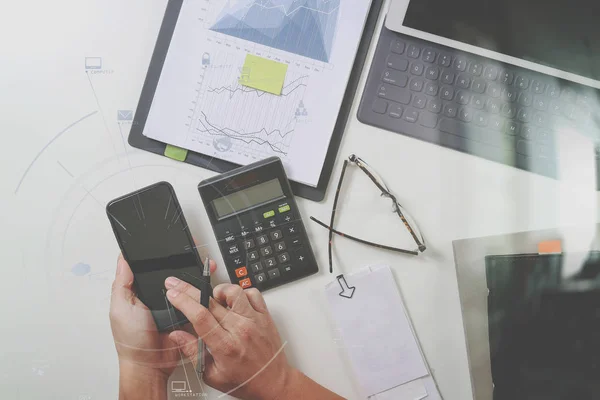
[210,0,341,63]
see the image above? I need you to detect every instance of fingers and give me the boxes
[209,259,217,274]
[213,284,255,318]
[244,288,269,314]
[111,254,135,306]
[169,330,200,369]
[166,287,228,349]
[165,277,201,301]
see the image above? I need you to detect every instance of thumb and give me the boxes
[169,330,200,369]
[111,254,135,305]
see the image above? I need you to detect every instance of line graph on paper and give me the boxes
[188,51,309,159]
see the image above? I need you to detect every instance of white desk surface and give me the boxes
[2,1,599,399]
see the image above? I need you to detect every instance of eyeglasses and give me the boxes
[310,154,426,273]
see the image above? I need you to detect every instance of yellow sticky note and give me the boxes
[239,54,288,95]
[164,144,188,162]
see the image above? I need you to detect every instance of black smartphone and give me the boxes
[106,181,205,331]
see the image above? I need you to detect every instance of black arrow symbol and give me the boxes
[337,275,356,299]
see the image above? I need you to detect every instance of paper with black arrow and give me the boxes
[324,265,441,399]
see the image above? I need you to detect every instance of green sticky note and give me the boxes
[164,144,188,162]
[239,54,288,95]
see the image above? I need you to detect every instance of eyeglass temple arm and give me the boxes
[328,159,350,273]
[310,217,419,256]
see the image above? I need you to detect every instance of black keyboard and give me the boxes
[358,26,600,188]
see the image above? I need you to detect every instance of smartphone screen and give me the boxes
[106,182,204,331]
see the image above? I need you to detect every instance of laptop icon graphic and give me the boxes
[85,57,102,70]
[171,381,187,393]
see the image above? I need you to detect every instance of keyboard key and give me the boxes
[537,129,550,140]
[484,66,499,80]
[230,256,243,266]
[499,70,514,85]
[518,92,532,106]
[438,53,452,67]
[248,250,259,262]
[516,140,534,156]
[439,118,482,143]
[533,95,547,111]
[260,246,273,257]
[243,239,255,250]
[282,265,293,274]
[227,244,240,255]
[454,57,467,71]
[264,258,276,268]
[257,234,269,245]
[487,83,502,98]
[531,80,545,94]
[419,112,438,128]
[389,104,403,118]
[472,95,485,109]
[410,78,424,92]
[502,103,517,118]
[277,253,290,264]
[504,121,520,135]
[378,84,411,104]
[490,116,505,131]
[427,98,442,114]
[456,91,470,105]
[250,262,262,273]
[441,71,455,84]
[425,66,440,80]
[469,62,483,76]
[390,40,406,54]
[520,124,534,139]
[410,62,424,76]
[239,278,252,289]
[549,100,562,115]
[458,107,473,122]
[256,273,267,284]
[404,109,419,123]
[382,70,408,87]
[443,104,458,118]
[515,76,529,90]
[471,78,486,94]
[269,230,283,241]
[533,112,547,126]
[517,108,531,122]
[235,267,248,278]
[547,84,560,98]
[422,48,437,63]
[386,54,409,71]
[274,241,286,252]
[456,74,471,88]
[424,82,439,96]
[267,269,281,279]
[503,88,517,102]
[561,87,576,102]
[486,98,501,113]
[407,44,421,58]
[474,112,489,127]
[224,234,235,243]
[412,94,427,109]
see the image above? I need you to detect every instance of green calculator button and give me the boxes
[263,210,275,219]
[278,205,291,213]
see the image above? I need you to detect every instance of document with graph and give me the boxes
[143,0,373,187]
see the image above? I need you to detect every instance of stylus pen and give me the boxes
[197,256,212,377]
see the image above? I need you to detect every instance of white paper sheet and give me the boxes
[373,379,428,400]
[143,0,373,187]
[325,265,429,397]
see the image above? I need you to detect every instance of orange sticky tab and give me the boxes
[538,240,562,254]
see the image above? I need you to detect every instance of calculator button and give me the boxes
[254,224,264,233]
[280,214,293,224]
[278,253,290,264]
[224,234,235,243]
[268,269,281,279]
[235,267,248,278]
[264,258,277,268]
[256,273,267,283]
[247,251,259,262]
[243,239,255,250]
[240,229,252,237]
[230,256,243,266]
[239,278,252,289]
[286,225,297,235]
[270,230,283,241]
[263,210,275,219]
[282,265,293,274]
[274,241,286,252]
[257,235,269,245]
[250,262,263,273]
[278,204,291,214]
[290,237,302,247]
[267,219,277,228]
[227,244,240,255]
[260,246,273,257]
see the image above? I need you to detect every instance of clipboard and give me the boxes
[128,0,384,202]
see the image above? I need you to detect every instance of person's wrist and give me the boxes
[270,367,304,400]
[119,361,169,400]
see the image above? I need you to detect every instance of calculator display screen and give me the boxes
[212,178,285,219]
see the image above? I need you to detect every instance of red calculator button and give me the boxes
[235,267,248,278]
[239,278,252,289]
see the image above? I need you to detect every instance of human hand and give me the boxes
[164,279,297,400]
[109,254,217,378]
